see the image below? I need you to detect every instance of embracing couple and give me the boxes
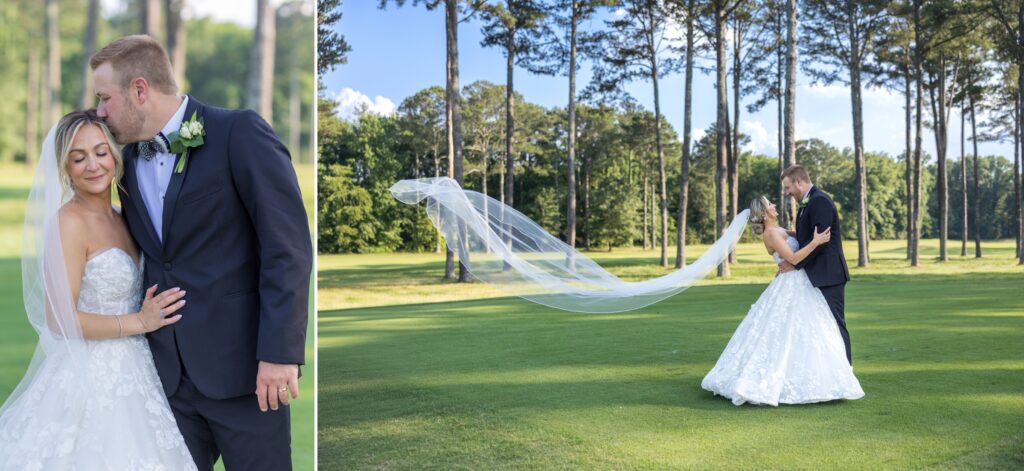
[702,165,865,406]
[0,35,312,470]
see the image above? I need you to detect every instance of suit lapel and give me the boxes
[160,97,204,250]
[123,145,162,255]
[796,186,817,223]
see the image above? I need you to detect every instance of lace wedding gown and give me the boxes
[0,248,196,470]
[701,236,864,406]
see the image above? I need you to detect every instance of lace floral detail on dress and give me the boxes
[701,237,864,406]
[0,248,196,470]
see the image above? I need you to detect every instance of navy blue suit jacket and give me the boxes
[794,186,850,288]
[118,97,312,400]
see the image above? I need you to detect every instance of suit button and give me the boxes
[163,262,172,270]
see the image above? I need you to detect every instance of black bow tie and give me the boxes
[138,132,170,160]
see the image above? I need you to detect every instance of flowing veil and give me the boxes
[0,127,87,426]
[391,177,749,313]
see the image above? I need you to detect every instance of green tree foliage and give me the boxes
[318,82,1021,254]
[2,1,313,165]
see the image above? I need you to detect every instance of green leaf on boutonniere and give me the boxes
[168,110,206,174]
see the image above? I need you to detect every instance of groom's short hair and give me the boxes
[90,35,178,95]
[781,165,810,183]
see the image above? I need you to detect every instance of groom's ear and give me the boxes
[129,77,150,104]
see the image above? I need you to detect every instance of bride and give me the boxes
[701,196,864,406]
[0,110,196,469]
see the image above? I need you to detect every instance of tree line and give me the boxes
[0,0,316,166]
[318,0,1024,274]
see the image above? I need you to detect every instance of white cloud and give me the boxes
[862,85,902,106]
[333,88,396,119]
[740,120,775,154]
[691,128,707,143]
[614,8,627,17]
[796,118,846,144]
[803,83,847,99]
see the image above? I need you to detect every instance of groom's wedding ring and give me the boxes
[159,309,166,317]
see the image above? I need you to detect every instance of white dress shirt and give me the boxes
[136,96,189,242]
[801,184,815,206]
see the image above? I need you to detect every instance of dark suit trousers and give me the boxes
[818,283,851,365]
[169,372,292,471]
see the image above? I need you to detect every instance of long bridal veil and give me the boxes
[0,128,87,425]
[391,177,749,313]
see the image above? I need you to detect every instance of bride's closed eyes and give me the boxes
[69,145,110,164]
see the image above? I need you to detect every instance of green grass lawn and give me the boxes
[319,239,1024,469]
[0,162,315,471]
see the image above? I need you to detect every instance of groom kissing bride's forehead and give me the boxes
[91,35,312,471]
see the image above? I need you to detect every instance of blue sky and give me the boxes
[324,2,1015,162]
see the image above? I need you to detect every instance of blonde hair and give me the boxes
[55,109,124,195]
[89,35,178,94]
[748,196,771,236]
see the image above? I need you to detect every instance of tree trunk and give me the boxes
[443,1,456,280]
[567,1,578,266]
[289,71,302,162]
[643,172,650,250]
[247,0,276,121]
[784,0,798,226]
[729,17,740,264]
[26,44,40,166]
[911,1,923,267]
[848,3,868,267]
[584,153,592,250]
[166,0,187,88]
[904,55,913,260]
[676,0,695,269]
[81,0,99,109]
[716,0,731,278]
[969,72,981,258]
[142,0,161,39]
[506,0,517,270]
[434,151,443,254]
[929,55,948,262]
[1014,87,1021,262]
[481,158,488,250]
[448,0,468,283]
[1016,0,1024,264]
[43,0,61,131]
[776,4,787,229]
[652,58,668,267]
[651,179,658,249]
[961,103,968,256]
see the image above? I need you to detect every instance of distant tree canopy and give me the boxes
[317,82,1018,254]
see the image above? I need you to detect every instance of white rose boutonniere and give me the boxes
[167,110,205,174]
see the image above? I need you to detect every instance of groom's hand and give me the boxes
[777,261,795,274]
[256,361,299,412]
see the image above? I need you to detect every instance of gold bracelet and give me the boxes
[115,315,123,338]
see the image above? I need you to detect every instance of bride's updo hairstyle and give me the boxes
[54,109,124,194]
[748,195,771,236]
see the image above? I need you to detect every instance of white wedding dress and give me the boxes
[701,236,864,406]
[0,248,196,470]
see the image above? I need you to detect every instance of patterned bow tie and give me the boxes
[137,132,170,160]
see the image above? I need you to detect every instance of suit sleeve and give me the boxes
[227,110,312,365]
[794,196,830,270]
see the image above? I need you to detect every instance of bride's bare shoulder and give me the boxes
[56,204,90,252]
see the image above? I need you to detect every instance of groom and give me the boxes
[90,35,311,470]
[778,165,852,364]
